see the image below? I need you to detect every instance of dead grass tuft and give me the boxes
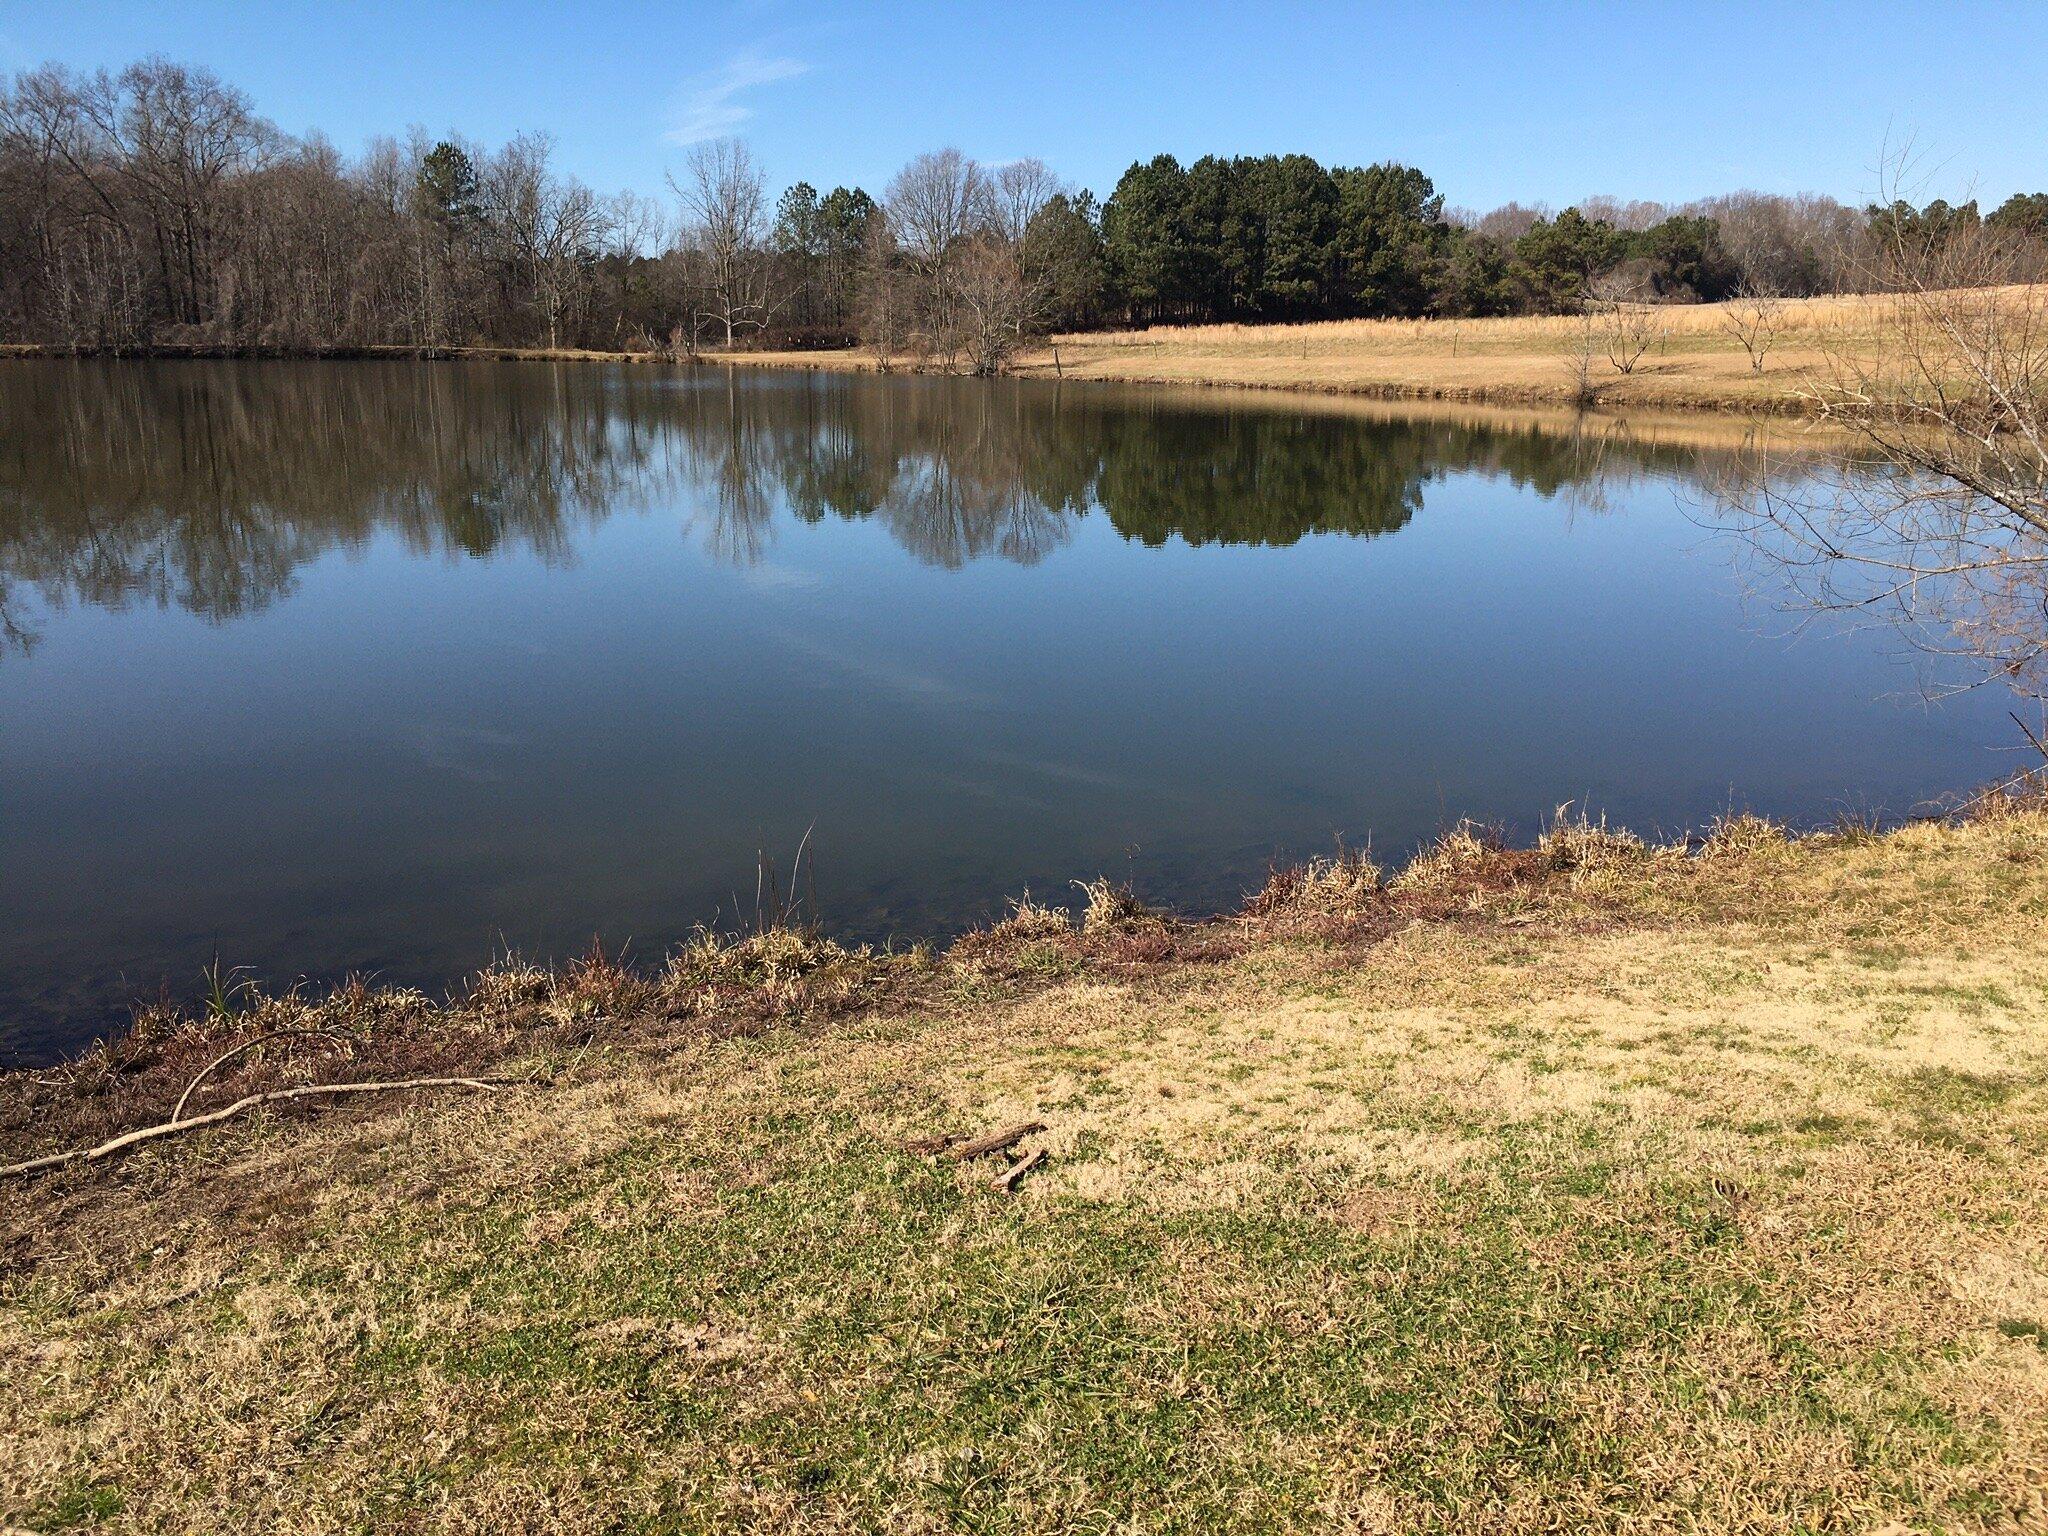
[1536,803,1648,873]
[553,937,653,1021]
[661,924,900,1016]
[1242,846,1385,927]
[985,892,1076,943]
[1964,767,2048,824]
[1386,821,1499,898]
[1702,810,1790,858]
[1074,877,1163,935]
[466,955,553,1014]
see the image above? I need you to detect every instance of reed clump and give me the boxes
[1243,846,1385,927]
[1384,821,1500,900]
[1074,877,1164,935]
[1701,811,1791,859]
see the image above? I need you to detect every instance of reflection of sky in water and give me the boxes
[0,363,2017,1062]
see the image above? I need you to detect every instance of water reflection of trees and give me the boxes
[0,361,646,626]
[0,362,1752,648]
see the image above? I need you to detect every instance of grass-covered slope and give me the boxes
[5,805,2048,1532]
[735,287,2032,414]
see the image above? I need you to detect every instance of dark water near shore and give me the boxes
[0,361,2014,1062]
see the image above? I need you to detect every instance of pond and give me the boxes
[0,361,2014,1062]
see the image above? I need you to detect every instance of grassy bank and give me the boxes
[736,287,2030,414]
[7,285,2025,418]
[5,798,2048,1532]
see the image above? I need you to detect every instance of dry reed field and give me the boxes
[738,285,2046,413]
[5,801,2047,1532]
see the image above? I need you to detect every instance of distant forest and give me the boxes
[4,57,2045,367]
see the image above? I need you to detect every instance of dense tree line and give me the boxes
[1097,155,2047,322]
[3,56,2041,359]
[0,59,669,351]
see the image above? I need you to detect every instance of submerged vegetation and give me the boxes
[5,787,2048,1529]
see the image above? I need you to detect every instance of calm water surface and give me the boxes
[0,362,2013,1061]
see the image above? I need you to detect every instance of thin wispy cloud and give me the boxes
[663,51,810,146]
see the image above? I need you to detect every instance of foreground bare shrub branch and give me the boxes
[1716,163,2048,700]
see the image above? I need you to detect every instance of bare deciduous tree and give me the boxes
[885,148,989,274]
[482,132,609,350]
[988,158,1060,246]
[882,148,992,364]
[1722,280,1787,372]
[1589,271,1658,375]
[80,59,278,332]
[1719,161,2048,708]
[856,210,906,371]
[601,189,666,346]
[1559,310,1600,407]
[953,236,1031,375]
[669,138,779,347]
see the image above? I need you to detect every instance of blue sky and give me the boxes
[6,1,2044,213]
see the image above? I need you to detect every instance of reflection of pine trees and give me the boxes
[0,364,1749,645]
[763,377,1095,568]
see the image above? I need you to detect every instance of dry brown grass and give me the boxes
[1073,876,1163,935]
[1243,845,1384,927]
[731,285,2048,415]
[982,891,1076,943]
[5,806,2048,1531]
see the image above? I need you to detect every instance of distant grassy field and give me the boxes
[737,286,2045,413]
[10,286,2030,417]
[6,800,2048,1532]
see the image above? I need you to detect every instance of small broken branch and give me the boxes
[2012,711,2048,765]
[943,1121,1047,1162]
[171,1027,354,1123]
[2,1077,505,1181]
[991,1147,1047,1193]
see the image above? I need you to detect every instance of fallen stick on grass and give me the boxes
[944,1121,1047,1162]
[1,1077,505,1180]
[992,1147,1048,1193]
[171,1026,355,1123]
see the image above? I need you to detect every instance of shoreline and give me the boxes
[3,783,2029,1130]
[0,329,1830,418]
[0,340,1858,462]
[723,341,1826,417]
[5,788,2046,1527]
[8,285,2027,420]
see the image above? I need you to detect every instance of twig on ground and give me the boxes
[2,1077,508,1181]
[943,1121,1047,1162]
[992,1147,1048,1193]
[170,1027,355,1123]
